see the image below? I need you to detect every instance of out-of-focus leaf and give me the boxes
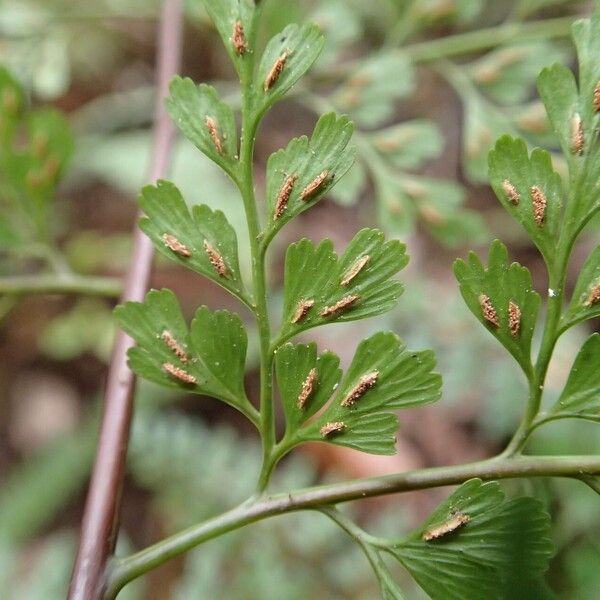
[470,42,570,106]
[115,289,253,416]
[462,92,521,182]
[564,245,600,328]
[370,120,443,169]
[0,67,24,144]
[0,421,96,543]
[39,298,115,362]
[549,333,600,422]
[280,228,407,339]
[138,180,249,304]
[488,136,563,268]
[309,0,362,67]
[454,240,540,374]
[292,332,441,455]
[409,0,484,27]
[388,479,554,600]
[333,52,415,127]
[200,0,256,75]
[265,112,354,239]
[166,78,238,174]
[329,158,366,206]
[253,23,324,117]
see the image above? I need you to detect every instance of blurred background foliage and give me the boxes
[0,0,599,597]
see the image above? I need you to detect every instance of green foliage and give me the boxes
[550,334,600,422]
[0,67,73,243]
[265,112,355,241]
[280,229,407,337]
[277,332,441,455]
[166,78,239,175]
[138,180,250,305]
[114,289,254,419]
[254,23,324,117]
[564,245,600,327]
[454,240,540,375]
[488,136,563,268]
[387,479,554,599]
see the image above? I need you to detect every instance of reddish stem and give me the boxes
[68,1,183,598]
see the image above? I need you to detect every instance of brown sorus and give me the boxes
[320,421,345,437]
[162,233,192,258]
[571,113,584,155]
[161,330,189,362]
[274,174,297,219]
[340,255,370,286]
[291,298,315,323]
[530,185,547,226]
[502,179,519,206]
[341,371,379,407]
[584,282,600,307]
[320,294,359,318]
[232,20,247,55]
[594,81,600,112]
[478,294,499,328]
[264,51,289,91]
[163,362,196,384]
[423,514,471,541]
[508,300,521,338]
[297,367,317,410]
[300,170,329,201]
[203,240,228,277]
[205,116,224,155]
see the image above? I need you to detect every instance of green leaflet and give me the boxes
[280,228,408,339]
[200,0,256,75]
[274,342,341,433]
[454,240,540,375]
[550,333,600,422]
[281,332,441,455]
[388,479,554,600]
[165,78,238,175]
[564,245,600,328]
[332,51,415,128]
[488,136,563,269]
[264,112,355,241]
[470,41,570,106]
[138,180,249,305]
[0,67,24,145]
[537,63,579,165]
[369,119,443,170]
[114,289,253,416]
[253,23,324,118]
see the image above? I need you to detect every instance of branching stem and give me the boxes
[104,454,600,598]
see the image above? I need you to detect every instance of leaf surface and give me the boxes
[454,240,540,374]
[550,333,600,422]
[138,180,249,304]
[565,245,600,328]
[253,23,324,117]
[280,229,408,338]
[166,78,238,175]
[114,289,251,413]
[388,479,554,600]
[265,112,355,240]
[285,332,441,455]
[488,136,563,268]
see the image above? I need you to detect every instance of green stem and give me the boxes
[403,16,574,63]
[0,274,122,297]
[236,29,275,493]
[104,454,600,597]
